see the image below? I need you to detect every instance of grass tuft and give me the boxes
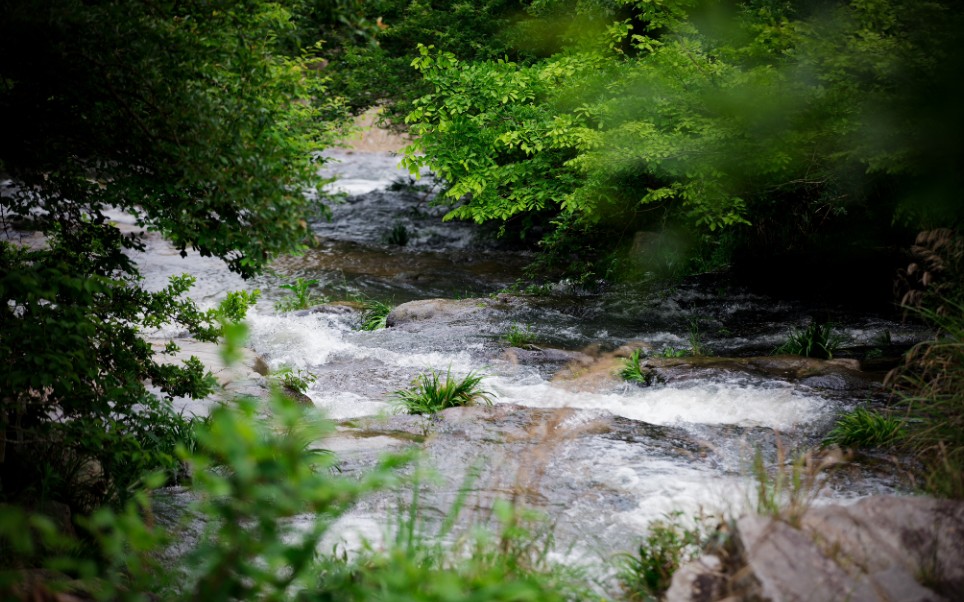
[889,299,964,497]
[359,298,392,331]
[272,366,317,395]
[503,323,535,347]
[386,223,410,246]
[615,513,708,601]
[823,407,904,449]
[618,349,660,386]
[774,322,843,359]
[276,277,328,312]
[392,369,495,415]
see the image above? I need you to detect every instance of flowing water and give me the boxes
[132,150,923,564]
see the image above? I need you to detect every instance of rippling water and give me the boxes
[133,150,919,559]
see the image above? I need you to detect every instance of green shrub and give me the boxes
[618,349,660,386]
[658,347,690,359]
[823,407,904,449]
[359,298,393,331]
[276,277,328,312]
[210,289,261,323]
[273,366,318,394]
[386,223,410,246]
[616,513,706,601]
[774,322,843,359]
[392,369,495,415]
[183,392,406,600]
[503,324,535,348]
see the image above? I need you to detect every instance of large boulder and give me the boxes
[668,496,964,601]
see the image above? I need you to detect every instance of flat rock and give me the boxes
[385,297,502,327]
[670,496,964,601]
[801,496,964,597]
[647,355,878,391]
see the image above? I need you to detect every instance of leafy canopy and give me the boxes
[0,0,346,510]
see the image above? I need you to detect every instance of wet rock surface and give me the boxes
[125,151,938,580]
[668,496,964,601]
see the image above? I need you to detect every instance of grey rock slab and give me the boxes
[385,297,496,327]
[737,514,866,601]
[666,554,727,602]
[801,496,964,598]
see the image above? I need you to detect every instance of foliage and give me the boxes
[400,0,964,280]
[750,446,841,528]
[0,0,346,516]
[657,347,689,359]
[393,369,495,415]
[1,0,347,277]
[276,277,328,312]
[774,322,843,360]
[210,290,262,324]
[386,223,411,246]
[182,392,405,600]
[615,513,707,601]
[0,245,220,509]
[504,323,536,348]
[823,407,904,450]
[359,298,393,331]
[272,366,318,395]
[0,393,408,601]
[308,0,532,124]
[310,468,584,602]
[889,298,964,498]
[618,349,659,386]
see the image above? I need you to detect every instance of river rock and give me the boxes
[385,296,514,327]
[666,555,727,602]
[647,355,878,391]
[668,496,964,601]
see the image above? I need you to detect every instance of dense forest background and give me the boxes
[317,0,963,295]
[1,0,961,599]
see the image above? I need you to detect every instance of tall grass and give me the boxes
[311,467,589,601]
[889,300,964,497]
[276,277,327,312]
[749,446,842,527]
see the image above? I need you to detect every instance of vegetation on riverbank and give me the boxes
[2,0,963,599]
[325,0,964,290]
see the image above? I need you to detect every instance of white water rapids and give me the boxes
[129,150,908,561]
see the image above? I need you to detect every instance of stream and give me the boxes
[133,150,924,567]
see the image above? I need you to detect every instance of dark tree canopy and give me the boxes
[0,0,345,510]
